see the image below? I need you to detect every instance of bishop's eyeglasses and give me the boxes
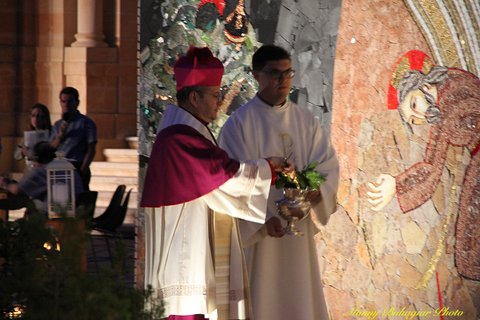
[194,89,225,102]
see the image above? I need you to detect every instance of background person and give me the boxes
[1,141,84,216]
[50,87,97,190]
[141,46,292,320]
[218,44,340,320]
[14,103,52,173]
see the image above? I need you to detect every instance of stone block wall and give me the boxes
[0,1,37,173]
[0,0,138,174]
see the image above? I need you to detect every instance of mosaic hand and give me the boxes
[367,174,396,211]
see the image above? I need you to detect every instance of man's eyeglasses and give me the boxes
[261,68,295,80]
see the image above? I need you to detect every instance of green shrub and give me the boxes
[0,214,164,320]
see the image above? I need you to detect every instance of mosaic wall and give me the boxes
[404,0,480,76]
[327,0,479,318]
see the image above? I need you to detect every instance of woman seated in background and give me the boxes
[14,103,52,174]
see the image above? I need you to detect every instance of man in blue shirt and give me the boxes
[50,87,97,190]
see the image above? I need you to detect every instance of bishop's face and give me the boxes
[254,59,293,106]
[192,86,223,123]
[399,83,438,125]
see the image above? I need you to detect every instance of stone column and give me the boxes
[71,0,108,47]
[65,0,118,146]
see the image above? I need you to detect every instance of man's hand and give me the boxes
[304,189,322,205]
[51,121,69,149]
[58,121,69,139]
[21,146,29,158]
[277,202,309,219]
[367,174,396,211]
[265,217,285,237]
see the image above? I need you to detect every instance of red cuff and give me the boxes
[265,159,277,185]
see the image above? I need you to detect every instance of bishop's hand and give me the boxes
[266,156,294,174]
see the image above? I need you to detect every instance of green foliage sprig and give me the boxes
[275,161,326,190]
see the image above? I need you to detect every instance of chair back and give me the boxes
[113,189,131,231]
[0,193,35,211]
[76,191,98,222]
[93,186,130,233]
[0,193,37,218]
[92,184,126,226]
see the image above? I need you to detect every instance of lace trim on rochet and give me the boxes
[159,284,212,298]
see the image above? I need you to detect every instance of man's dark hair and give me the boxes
[252,45,291,71]
[33,141,56,164]
[59,86,80,102]
[176,86,201,104]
